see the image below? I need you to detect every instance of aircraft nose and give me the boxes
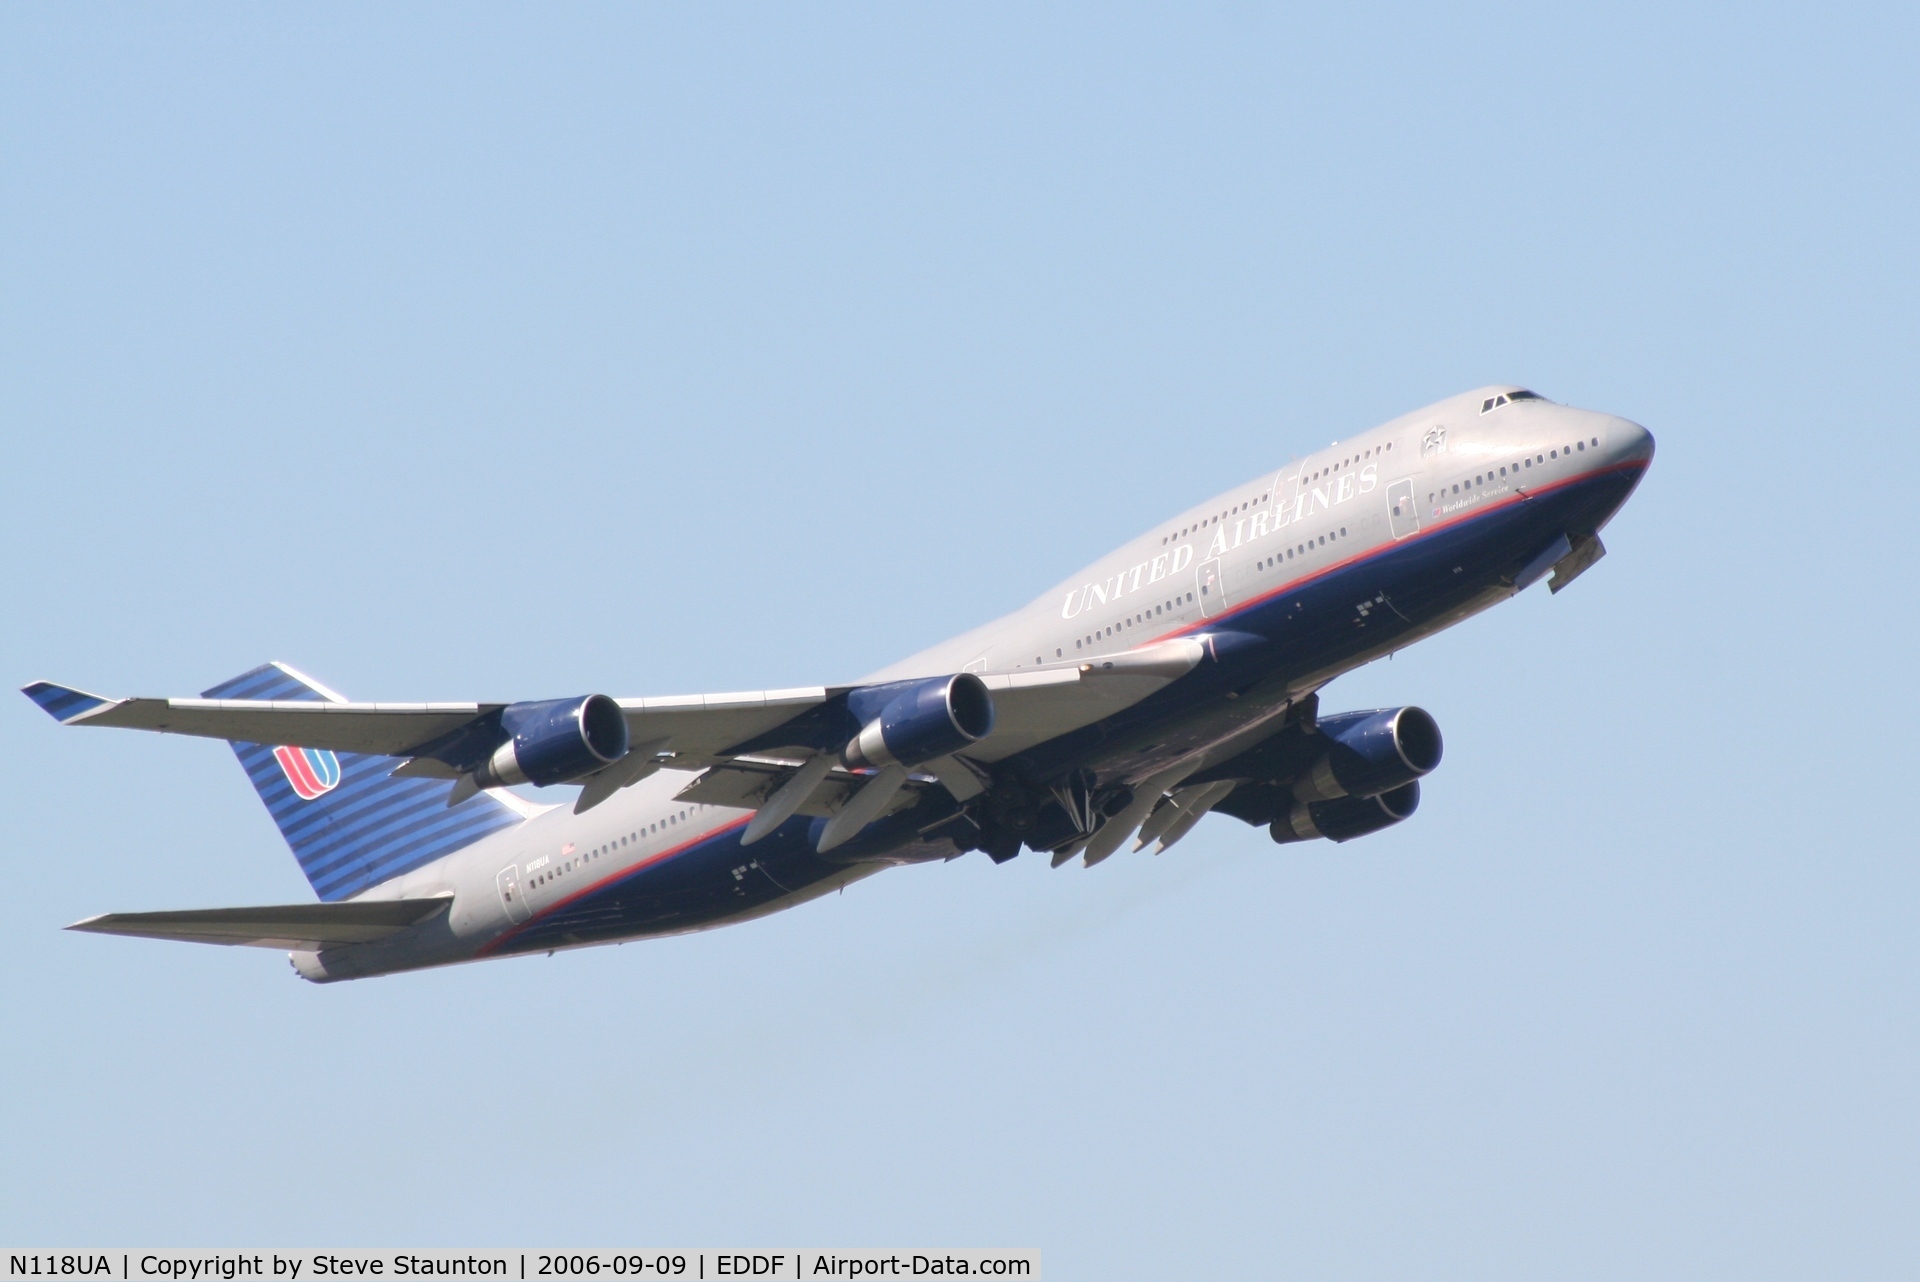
[1608,416,1655,467]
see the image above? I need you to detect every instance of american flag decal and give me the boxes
[272,745,342,800]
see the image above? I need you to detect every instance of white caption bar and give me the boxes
[3,1253,1039,1282]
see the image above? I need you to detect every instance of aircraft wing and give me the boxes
[658,637,1212,765]
[963,644,1202,761]
[24,635,1208,784]
[66,898,451,950]
[615,687,835,759]
[23,682,503,754]
[22,679,835,762]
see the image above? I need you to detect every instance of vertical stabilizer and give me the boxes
[204,663,526,901]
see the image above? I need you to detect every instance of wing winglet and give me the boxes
[21,681,118,725]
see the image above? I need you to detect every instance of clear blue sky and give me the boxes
[3,4,1916,1276]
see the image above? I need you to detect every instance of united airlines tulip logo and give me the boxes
[273,745,342,800]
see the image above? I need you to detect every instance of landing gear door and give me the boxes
[496,865,531,924]
[1386,478,1419,540]
[1197,557,1227,618]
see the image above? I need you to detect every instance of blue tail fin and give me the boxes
[204,663,527,901]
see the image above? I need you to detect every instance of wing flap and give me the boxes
[618,688,833,760]
[675,759,925,820]
[67,899,451,950]
[964,638,1207,762]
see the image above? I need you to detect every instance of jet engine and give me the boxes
[1290,706,1443,803]
[842,673,995,769]
[470,694,630,788]
[1270,780,1420,844]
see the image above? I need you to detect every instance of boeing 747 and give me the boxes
[25,385,1653,981]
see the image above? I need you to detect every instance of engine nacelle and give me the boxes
[843,673,995,770]
[1270,781,1420,845]
[473,694,630,788]
[1291,706,1442,803]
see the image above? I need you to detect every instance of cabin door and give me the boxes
[1197,557,1227,618]
[1386,478,1420,539]
[496,865,532,924]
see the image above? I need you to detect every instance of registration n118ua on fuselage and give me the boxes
[26,386,1653,982]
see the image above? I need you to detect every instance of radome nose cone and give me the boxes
[1609,416,1655,466]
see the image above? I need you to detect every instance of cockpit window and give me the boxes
[1481,389,1546,414]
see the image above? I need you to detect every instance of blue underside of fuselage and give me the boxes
[481,815,849,957]
[485,461,1646,956]
[1016,461,1645,774]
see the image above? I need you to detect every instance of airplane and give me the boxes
[23,385,1653,983]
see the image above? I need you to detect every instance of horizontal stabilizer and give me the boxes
[67,898,451,950]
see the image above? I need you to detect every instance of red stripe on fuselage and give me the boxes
[1127,457,1647,648]
[476,814,753,956]
[481,455,1647,958]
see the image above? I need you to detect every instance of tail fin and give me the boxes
[204,663,528,901]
